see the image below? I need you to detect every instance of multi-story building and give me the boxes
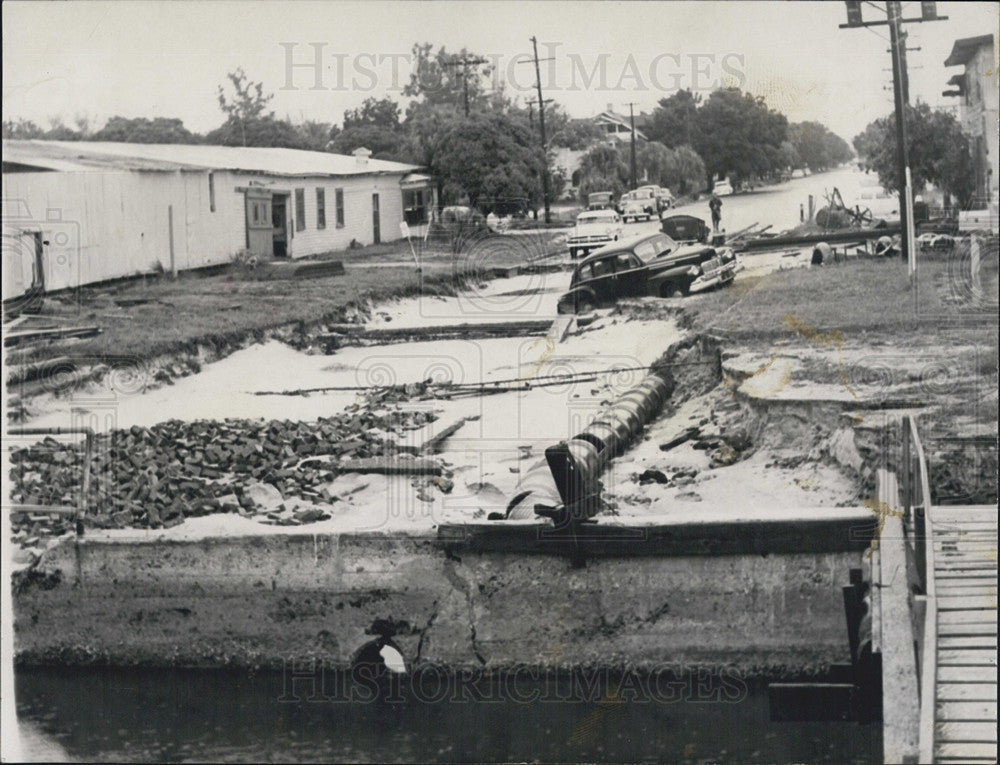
[942,33,999,208]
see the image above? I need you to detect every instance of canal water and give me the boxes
[15,666,880,763]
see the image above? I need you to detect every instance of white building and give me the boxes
[942,34,1000,207]
[2,140,435,300]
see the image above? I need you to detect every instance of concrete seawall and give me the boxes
[14,510,875,674]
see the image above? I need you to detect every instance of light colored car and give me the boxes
[713,180,734,196]
[621,198,651,223]
[567,209,624,258]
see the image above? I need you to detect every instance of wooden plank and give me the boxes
[937,683,997,701]
[938,665,997,683]
[936,759,998,765]
[938,610,998,625]
[931,508,999,524]
[937,649,998,666]
[937,596,1000,611]
[937,578,998,589]
[937,568,1000,579]
[939,635,998,649]
[938,622,998,637]
[935,701,997,720]
[933,586,998,598]
[934,721,997,741]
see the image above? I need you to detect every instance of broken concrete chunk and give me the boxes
[244,482,283,511]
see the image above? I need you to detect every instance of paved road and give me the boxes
[614,166,898,240]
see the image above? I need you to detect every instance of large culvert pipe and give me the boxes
[504,370,674,520]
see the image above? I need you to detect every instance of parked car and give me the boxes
[557,232,737,313]
[636,185,673,213]
[916,232,956,252]
[438,206,487,230]
[587,191,615,211]
[713,180,733,196]
[660,214,710,245]
[621,198,652,223]
[567,209,624,258]
[619,188,658,219]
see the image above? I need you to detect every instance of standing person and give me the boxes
[709,193,722,232]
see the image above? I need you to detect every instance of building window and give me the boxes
[335,188,344,228]
[403,189,428,226]
[295,188,305,231]
[208,172,216,212]
[316,187,326,229]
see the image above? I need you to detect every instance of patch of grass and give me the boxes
[688,256,995,340]
[13,264,458,363]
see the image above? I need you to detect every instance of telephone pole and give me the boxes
[628,103,638,189]
[443,55,489,117]
[528,37,553,223]
[840,1,947,277]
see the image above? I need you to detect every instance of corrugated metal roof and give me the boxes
[2,140,420,177]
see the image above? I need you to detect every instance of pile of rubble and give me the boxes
[9,406,440,540]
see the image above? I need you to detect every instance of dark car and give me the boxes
[660,214,711,245]
[556,232,736,314]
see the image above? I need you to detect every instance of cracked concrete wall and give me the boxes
[14,531,860,674]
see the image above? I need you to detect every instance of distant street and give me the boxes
[617,166,898,239]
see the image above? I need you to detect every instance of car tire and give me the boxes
[576,295,595,314]
[661,282,689,299]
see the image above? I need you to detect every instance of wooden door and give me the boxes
[245,190,273,257]
[372,193,381,244]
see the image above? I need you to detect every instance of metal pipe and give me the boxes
[504,371,673,520]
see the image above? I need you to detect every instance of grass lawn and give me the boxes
[9,230,566,365]
[685,254,998,433]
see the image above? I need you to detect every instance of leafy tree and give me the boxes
[93,116,197,143]
[401,101,464,209]
[2,118,44,139]
[434,112,543,208]
[790,122,852,173]
[550,117,605,150]
[637,141,674,186]
[577,143,631,203]
[331,96,405,159]
[403,43,493,112]
[205,115,304,149]
[215,68,275,146]
[646,89,701,148]
[853,102,975,206]
[296,120,337,152]
[663,145,708,196]
[43,117,83,141]
[344,97,401,130]
[692,88,788,187]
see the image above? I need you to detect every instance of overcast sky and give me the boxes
[3,1,997,142]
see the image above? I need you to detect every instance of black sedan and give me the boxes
[557,233,736,314]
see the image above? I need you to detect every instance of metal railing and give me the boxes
[6,426,94,536]
[900,414,938,764]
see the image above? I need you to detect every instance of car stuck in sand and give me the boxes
[557,232,737,313]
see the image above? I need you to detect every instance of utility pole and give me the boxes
[528,36,553,223]
[443,55,489,117]
[628,103,638,189]
[887,0,912,266]
[840,1,947,277]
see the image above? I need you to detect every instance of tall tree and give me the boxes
[646,89,701,148]
[93,116,197,143]
[853,102,975,206]
[403,43,493,112]
[332,96,405,159]
[434,112,544,208]
[692,88,788,187]
[216,68,274,147]
[576,143,631,203]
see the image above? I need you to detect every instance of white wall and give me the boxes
[2,167,419,298]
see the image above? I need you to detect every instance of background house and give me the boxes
[942,33,999,207]
[2,140,434,300]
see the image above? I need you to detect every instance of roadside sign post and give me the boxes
[400,221,420,273]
